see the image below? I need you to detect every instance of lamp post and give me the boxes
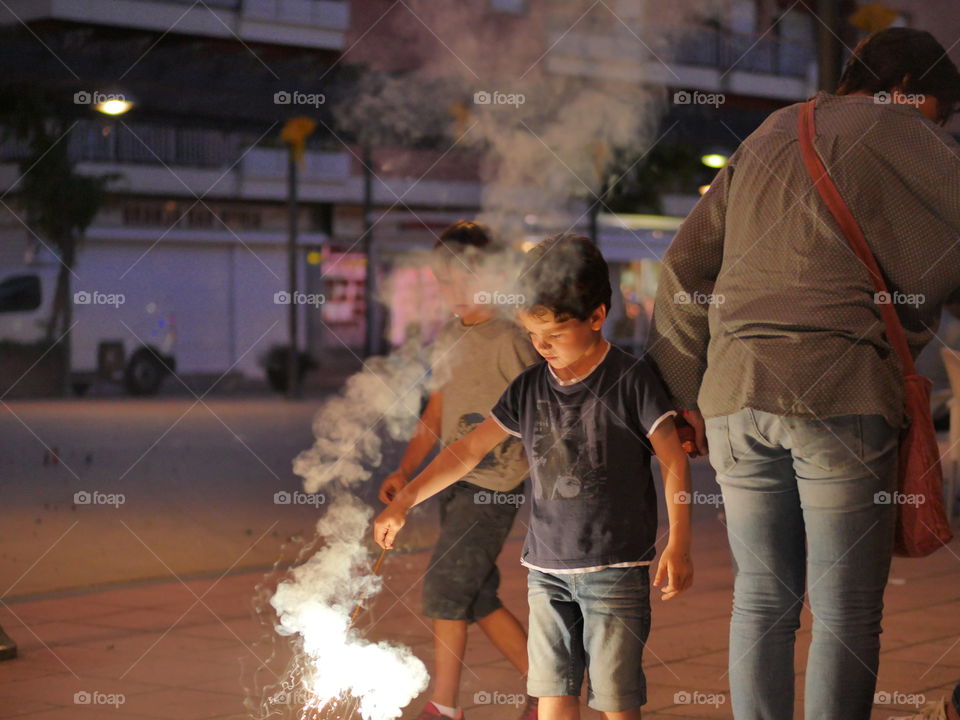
[280,117,317,399]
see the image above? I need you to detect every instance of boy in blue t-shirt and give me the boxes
[376,234,694,719]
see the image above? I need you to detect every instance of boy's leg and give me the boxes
[538,696,579,719]
[577,565,651,716]
[422,482,522,712]
[476,606,528,675]
[600,710,640,720]
[527,569,584,718]
[464,484,527,676]
[432,619,468,708]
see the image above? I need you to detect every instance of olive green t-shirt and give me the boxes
[431,315,540,492]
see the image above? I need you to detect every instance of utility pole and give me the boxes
[816,0,843,92]
[362,142,378,358]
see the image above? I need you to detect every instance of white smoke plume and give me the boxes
[332,0,724,241]
[270,495,428,719]
[267,341,433,720]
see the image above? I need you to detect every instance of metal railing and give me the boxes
[675,27,815,79]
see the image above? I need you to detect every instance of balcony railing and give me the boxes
[675,27,816,79]
[0,119,341,172]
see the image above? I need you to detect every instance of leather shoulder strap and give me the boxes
[797,98,917,376]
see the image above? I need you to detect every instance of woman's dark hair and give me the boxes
[836,28,960,123]
[519,234,611,322]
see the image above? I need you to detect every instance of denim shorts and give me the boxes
[422,481,523,622]
[526,564,651,712]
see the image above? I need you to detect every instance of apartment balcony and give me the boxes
[0,0,349,50]
[545,24,817,101]
[0,119,351,202]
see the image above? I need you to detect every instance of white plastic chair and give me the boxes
[940,347,960,524]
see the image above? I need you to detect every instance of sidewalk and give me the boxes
[1,498,958,719]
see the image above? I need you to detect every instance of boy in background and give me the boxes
[379,221,540,720]
[376,234,693,720]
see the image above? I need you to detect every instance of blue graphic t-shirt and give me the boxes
[491,343,676,570]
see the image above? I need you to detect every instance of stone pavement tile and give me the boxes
[1,597,131,625]
[681,649,728,669]
[655,587,731,620]
[884,572,960,614]
[888,545,960,581]
[0,673,159,715]
[5,620,128,649]
[883,603,960,647]
[117,687,244,720]
[0,709,148,720]
[83,608,201,633]
[876,658,960,697]
[644,614,730,665]
[645,683,730,717]
[0,646,70,686]
[0,698,56,719]
[83,583,199,612]
[646,661,730,694]
[883,636,960,668]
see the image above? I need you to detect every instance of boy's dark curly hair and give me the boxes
[518,234,611,322]
[432,220,501,272]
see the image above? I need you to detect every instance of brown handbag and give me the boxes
[797,97,953,557]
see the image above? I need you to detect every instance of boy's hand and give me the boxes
[680,410,708,457]
[378,471,406,504]
[374,502,409,550]
[653,542,693,601]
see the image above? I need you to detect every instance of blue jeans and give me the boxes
[526,565,651,712]
[706,408,899,720]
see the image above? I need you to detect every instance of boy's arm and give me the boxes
[379,391,443,503]
[374,416,508,549]
[649,417,694,600]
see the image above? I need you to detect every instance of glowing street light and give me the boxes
[94,97,134,116]
[701,153,728,169]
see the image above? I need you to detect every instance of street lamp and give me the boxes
[701,152,728,169]
[94,97,134,116]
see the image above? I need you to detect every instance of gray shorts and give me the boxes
[526,564,651,712]
[422,481,523,622]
